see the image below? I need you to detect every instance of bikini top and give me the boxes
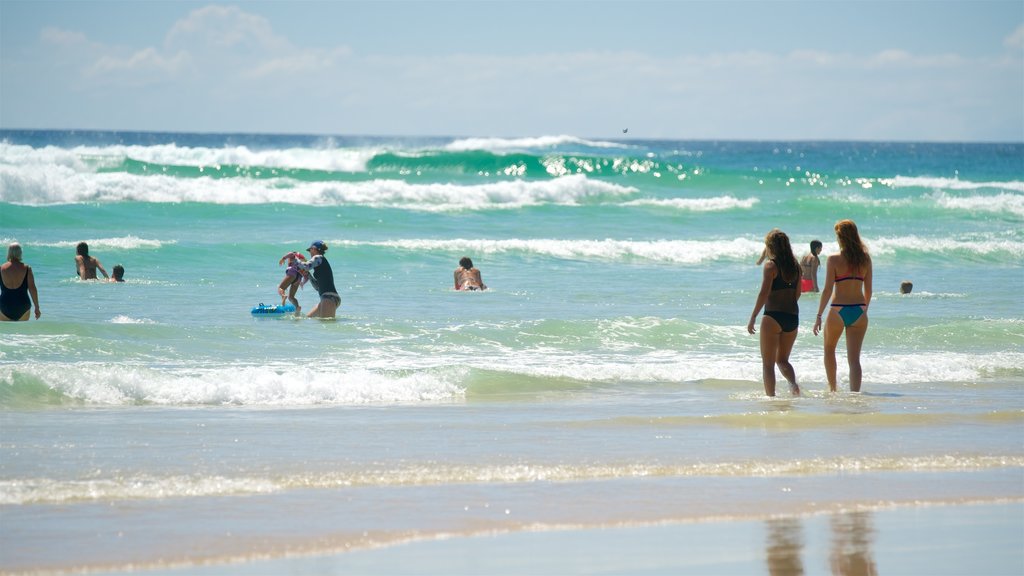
[770,263,797,291]
[835,271,864,283]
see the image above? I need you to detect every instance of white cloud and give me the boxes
[40,27,89,47]
[244,47,353,79]
[165,5,291,53]
[1005,24,1024,49]
[85,48,189,77]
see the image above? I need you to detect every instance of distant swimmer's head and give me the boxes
[900,280,913,294]
[7,242,22,263]
[112,264,125,282]
[459,256,473,270]
[307,240,327,254]
[76,242,90,258]
[810,239,823,256]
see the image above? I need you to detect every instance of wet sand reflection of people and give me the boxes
[830,511,878,576]
[765,516,805,576]
[764,510,878,576]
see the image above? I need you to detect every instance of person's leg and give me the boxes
[759,316,781,397]
[775,328,800,396]
[307,296,338,319]
[822,311,845,392]
[288,283,301,315]
[278,276,296,306]
[317,296,338,319]
[844,312,869,392]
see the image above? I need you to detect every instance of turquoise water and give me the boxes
[1,131,1022,573]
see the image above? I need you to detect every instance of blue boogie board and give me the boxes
[251,303,296,316]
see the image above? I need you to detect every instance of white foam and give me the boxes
[0,141,379,173]
[2,364,466,406]
[341,234,1024,263]
[445,135,627,152]
[867,235,1024,258]
[7,453,1021,505]
[338,237,764,264]
[0,161,636,209]
[109,315,157,324]
[883,175,1024,193]
[622,196,759,211]
[37,236,170,250]
[928,191,1024,218]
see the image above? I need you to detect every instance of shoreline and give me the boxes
[68,498,1023,576]
[4,469,1019,569]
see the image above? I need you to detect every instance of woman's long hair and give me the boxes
[835,219,869,271]
[765,229,800,283]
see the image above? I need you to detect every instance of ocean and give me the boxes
[1,131,1022,574]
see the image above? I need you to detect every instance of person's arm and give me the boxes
[813,257,835,336]
[26,266,40,319]
[454,269,461,290]
[295,255,322,272]
[811,258,820,292]
[95,258,109,279]
[863,258,872,311]
[75,255,85,278]
[474,269,486,290]
[756,247,767,265]
[747,262,774,334]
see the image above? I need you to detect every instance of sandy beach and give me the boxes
[88,501,1020,576]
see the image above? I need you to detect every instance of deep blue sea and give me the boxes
[1,131,1022,573]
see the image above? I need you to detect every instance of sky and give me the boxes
[1,0,1022,141]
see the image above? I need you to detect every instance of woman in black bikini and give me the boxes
[813,219,872,392]
[1,242,41,321]
[747,229,801,397]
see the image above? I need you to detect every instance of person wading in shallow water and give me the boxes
[747,229,802,397]
[813,219,873,393]
[75,242,109,280]
[1,242,41,321]
[454,256,486,291]
[295,240,340,319]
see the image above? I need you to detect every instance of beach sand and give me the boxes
[104,501,1022,576]
[19,467,1006,576]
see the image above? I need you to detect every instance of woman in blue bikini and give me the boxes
[813,219,872,392]
[747,229,802,397]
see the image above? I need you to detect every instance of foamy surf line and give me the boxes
[5,455,1022,505]
[30,236,171,250]
[0,141,381,172]
[883,175,1024,193]
[0,169,636,209]
[336,235,1024,263]
[4,350,1022,406]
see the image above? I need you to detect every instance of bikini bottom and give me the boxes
[764,311,799,333]
[831,303,866,327]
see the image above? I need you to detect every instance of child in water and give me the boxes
[278,251,308,314]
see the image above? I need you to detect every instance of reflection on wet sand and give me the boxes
[829,511,878,576]
[766,517,804,575]
[765,511,877,576]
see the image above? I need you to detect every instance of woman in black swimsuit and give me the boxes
[1,243,41,321]
[747,229,801,397]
